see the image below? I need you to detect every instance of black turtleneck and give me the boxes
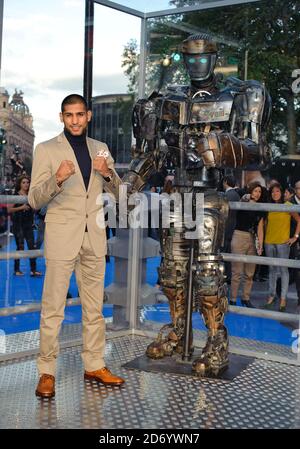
[64,128,91,190]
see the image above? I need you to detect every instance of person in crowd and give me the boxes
[222,175,240,284]
[7,175,42,276]
[10,154,25,178]
[263,183,300,312]
[28,94,124,399]
[284,186,295,202]
[273,186,295,298]
[162,178,173,195]
[267,178,280,190]
[287,180,300,307]
[230,181,265,308]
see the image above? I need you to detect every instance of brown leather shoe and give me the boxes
[35,374,55,398]
[84,367,125,386]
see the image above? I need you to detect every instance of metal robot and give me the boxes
[122,34,271,376]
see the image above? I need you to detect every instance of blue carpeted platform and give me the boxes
[0,238,295,346]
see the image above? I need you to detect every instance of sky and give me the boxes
[0,0,141,145]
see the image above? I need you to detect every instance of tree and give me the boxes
[168,0,300,155]
[121,38,139,94]
[121,0,300,156]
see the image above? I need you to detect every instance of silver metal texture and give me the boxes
[229,202,300,212]
[93,0,144,18]
[0,249,43,260]
[2,194,300,211]
[145,0,262,19]
[0,332,300,429]
[222,253,300,268]
[138,17,147,99]
[0,195,28,204]
[93,0,261,19]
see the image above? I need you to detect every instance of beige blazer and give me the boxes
[28,132,122,260]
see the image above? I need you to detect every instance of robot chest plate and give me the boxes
[160,97,233,126]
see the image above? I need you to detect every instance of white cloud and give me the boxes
[1,1,140,145]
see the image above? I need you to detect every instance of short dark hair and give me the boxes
[61,94,88,112]
[223,175,236,188]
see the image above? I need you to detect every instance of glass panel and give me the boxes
[0,0,86,338]
[92,4,141,331]
[0,1,139,346]
[134,0,300,366]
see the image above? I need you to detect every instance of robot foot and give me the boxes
[192,327,229,377]
[146,324,186,359]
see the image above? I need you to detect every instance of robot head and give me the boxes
[180,34,217,82]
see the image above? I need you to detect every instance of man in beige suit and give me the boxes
[29,94,124,398]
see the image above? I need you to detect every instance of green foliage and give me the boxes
[121,38,139,94]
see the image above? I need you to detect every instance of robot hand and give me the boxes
[185,150,204,170]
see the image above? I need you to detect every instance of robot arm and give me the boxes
[122,153,159,194]
[194,80,272,170]
[122,92,167,193]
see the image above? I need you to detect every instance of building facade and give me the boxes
[0,88,35,183]
[91,93,133,165]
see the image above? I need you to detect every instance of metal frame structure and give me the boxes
[93,0,261,18]
[1,0,299,368]
[0,0,3,81]
[84,0,262,103]
[82,0,265,325]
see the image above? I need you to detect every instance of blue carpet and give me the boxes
[0,239,295,347]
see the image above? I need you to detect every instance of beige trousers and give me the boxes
[230,230,256,301]
[37,232,106,376]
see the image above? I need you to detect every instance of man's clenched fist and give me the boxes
[56,160,75,185]
[92,156,111,178]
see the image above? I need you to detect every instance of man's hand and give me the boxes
[93,156,111,178]
[55,160,75,185]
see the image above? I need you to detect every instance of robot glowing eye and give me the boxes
[199,57,208,64]
[188,57,196,64]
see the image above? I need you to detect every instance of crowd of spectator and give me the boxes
[2,172,300,312]
[222,176,300,312]
[0,174,43,275]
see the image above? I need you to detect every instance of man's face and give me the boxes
[60,102,92,136]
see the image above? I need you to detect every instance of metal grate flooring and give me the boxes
[0,333,300,429]
[1,320,298,363]
[142,321,299,362]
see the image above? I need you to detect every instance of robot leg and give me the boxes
[192,259,229,376]
[192,192,229,376]
[146,231,190,359]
